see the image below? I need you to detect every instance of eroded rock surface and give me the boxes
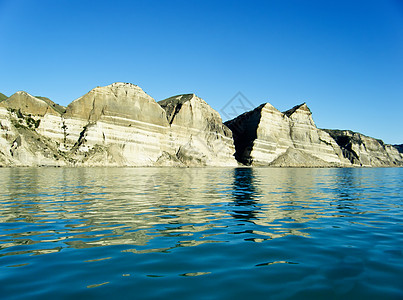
[0,84,237,166]
[158,94,237,166]
[0,83,401,167]
[324,129,403,166]
[225,103,352,167]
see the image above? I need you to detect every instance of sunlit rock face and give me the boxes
[0,83,237,166]
[0,83,401,167]
[61,83,171,166]
[158,94,237,166]
[324,130,403,167]
[225,103,351,167]
[0,93,67,166]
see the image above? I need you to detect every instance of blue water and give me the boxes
[0,167,402,299]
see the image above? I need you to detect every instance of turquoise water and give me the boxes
[0,167,402,299]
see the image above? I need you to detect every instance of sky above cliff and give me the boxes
[0,0,402,144]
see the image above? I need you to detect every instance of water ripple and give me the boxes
[0,167,402,299]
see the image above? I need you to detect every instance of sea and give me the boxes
[0,167,402,299]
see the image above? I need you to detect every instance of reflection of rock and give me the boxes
[231,168,259,220]
[325,130,403,166]
[225,103,350,166]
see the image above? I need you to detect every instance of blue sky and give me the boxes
[0,0,402,144]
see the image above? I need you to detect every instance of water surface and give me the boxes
[0,167,402,299]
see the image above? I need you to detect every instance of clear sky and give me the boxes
[0,0,402,144]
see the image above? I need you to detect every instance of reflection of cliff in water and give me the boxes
[0,168,233,255]
[231,168,261,221]
[0,168,368,256]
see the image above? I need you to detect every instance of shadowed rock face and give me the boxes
[226,102,351,167]
[224,105,263,165]
[0,93,7,102]
[393,144,403,153]
[324,129,403,166]
[35,96,66,115]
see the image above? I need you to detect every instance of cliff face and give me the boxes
[324,130,403,166]
[225,103,351,167]
[158,94,236,166]
[0,93,67,166]
[0,83,237,166]
[0,83,401,167]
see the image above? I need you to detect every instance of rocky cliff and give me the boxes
[0,83,237,167]
[0,92,67,166]
[158,94,236,166]
[0,83,401,167]
[224,102,351,167]
[324,129,403,167]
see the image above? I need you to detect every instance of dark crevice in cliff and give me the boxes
[324,129,361,165]
[224,105,264,165]
[71,124,92,152]
[393,144,403,153]
[169,103,182,124]
[158,94,194,125]
[283,102,312,118]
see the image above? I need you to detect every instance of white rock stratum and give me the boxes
[0,83,402,167]
[224,103,402,167]
[0,83,237,166]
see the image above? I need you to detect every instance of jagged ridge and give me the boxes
[0,83,401,167]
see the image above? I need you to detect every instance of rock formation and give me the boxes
[393,144,403,154]
[158,94,236,166]
[0,92,67,166]
[225,103,351,167]
[324,129,403,167]
[0,83,237,167]
[0,83,401,167]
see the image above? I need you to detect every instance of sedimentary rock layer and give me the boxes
[324,129,403,167]
[0,83,402,167]
[0,83,237,166]
[158,94,236,166]
[225,103,354,167]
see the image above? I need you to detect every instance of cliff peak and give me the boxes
[65,83,167,126]
[88,82,149,96]
[0,91,59,116]
[283,102,311,117]
[158,94,208,124]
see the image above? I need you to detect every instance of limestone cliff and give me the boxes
[60,83,171,166]
[324,129,403,166]
[0,92,67,166]
[225,102,351,167]
[0,83,401,167]
[158,94,237,166]
[0,83,237,166]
